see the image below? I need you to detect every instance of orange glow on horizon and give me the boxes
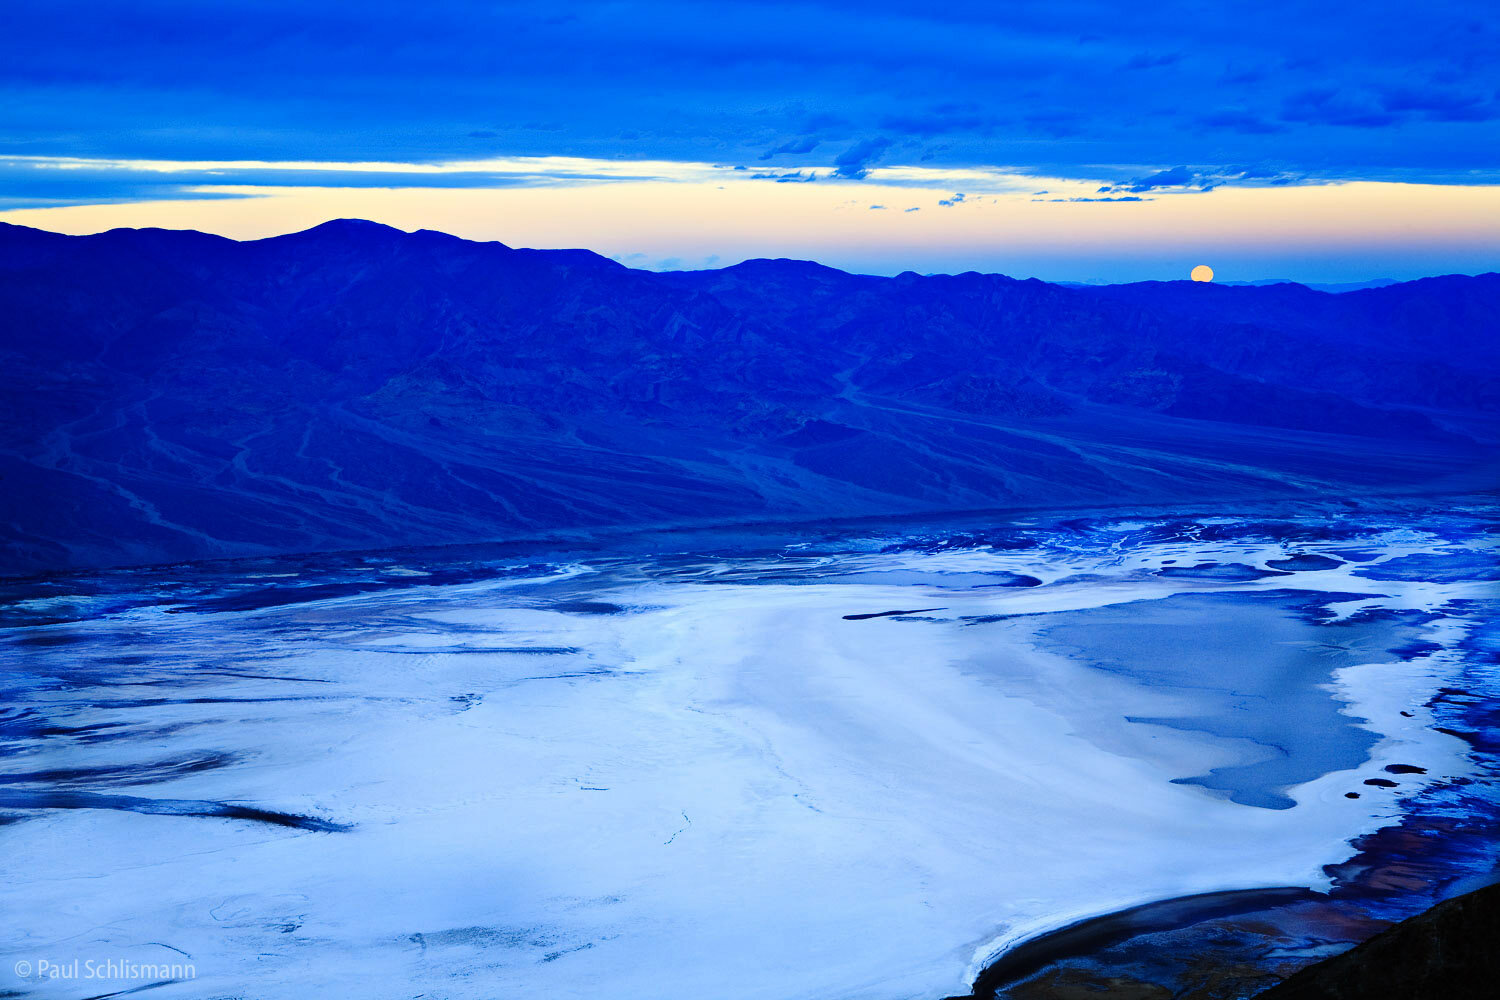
[3,171,1496,281]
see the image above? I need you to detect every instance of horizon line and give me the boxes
[5,217,1493,291]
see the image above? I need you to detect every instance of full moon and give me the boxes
[1190,264,1214,282]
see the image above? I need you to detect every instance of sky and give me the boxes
[1,0,1497,282]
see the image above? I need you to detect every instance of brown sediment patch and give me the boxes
[966,888,1321,998]
[1257,883,1500,999]
[993,968,1173,999]
[964,779,1499,998]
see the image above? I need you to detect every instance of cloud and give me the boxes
[0,154,707,208]
[1381,86,1496,122]
[937,192,967,206]
[0,2,1496,192]
[1196,110,1285,134]
[758,135,821,160]
[868,204,886,210]
[1045,195,1147,202]
[878,106,995,137]
[1094,164,1307,196]
[1022,110,1086,138]
[1280,88,1398,128]
[1102,166,1199,193]
[832,138,893,180]
[1124,52,1181,70]
[749,169,818,183]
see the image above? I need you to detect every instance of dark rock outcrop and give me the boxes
[1257,882,1500,999]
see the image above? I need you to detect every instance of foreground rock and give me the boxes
[1257,882,1500,1000]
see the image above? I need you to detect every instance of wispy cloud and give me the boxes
[1095,165,1306,195]
[0,154,724,208]
[0,151,1364,213]
[759,136,821,160]
[831,138,894,180]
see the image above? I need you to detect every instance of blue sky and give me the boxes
[2,1,1497,281]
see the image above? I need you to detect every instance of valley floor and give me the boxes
[1,498,1495,999]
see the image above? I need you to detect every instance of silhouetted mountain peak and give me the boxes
[725,257,848,275]
[303,217,405,236]
[259,218,412,246]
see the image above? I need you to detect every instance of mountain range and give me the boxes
[2,219,1496,574]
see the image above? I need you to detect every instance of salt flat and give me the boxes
[1,502,1494,999]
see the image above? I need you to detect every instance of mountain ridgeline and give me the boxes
[2,219,1496,573]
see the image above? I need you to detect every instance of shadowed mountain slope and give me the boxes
[1,220,1496,573]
